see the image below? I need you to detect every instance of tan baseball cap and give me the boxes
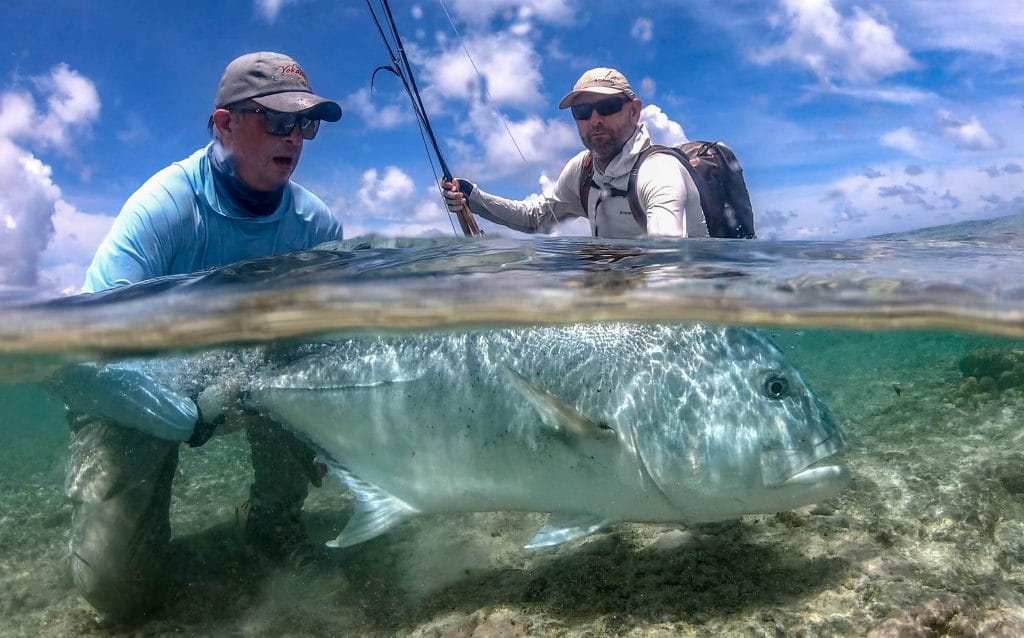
[558,67,637,109]
[214,51,342,121]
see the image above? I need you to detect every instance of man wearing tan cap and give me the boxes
[443,67,707,238]
[67,52,344,621]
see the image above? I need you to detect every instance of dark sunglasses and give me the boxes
[232,106,321,140]
[570,96,630,121]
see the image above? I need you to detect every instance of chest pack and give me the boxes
[578,141,756,238]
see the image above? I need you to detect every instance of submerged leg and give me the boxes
[245,417,318,557]
[65,416,179,621]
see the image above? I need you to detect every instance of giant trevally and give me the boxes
[242,322,850,550]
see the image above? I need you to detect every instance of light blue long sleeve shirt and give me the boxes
[83,142,343,292]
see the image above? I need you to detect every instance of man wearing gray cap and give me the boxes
[442,67,708,238]
[69,52,343,621]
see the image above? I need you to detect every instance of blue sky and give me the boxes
[1,0,1022,296]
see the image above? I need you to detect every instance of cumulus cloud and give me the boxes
[641,105,688,146]
[356,166,417,214]
[0,64,100,290]
[341,183,457,239]
[423,31,546,108]
[753,0,917,85]
[460,100,579,178]
[631,17,654,43]
[39,200,116,294]
[935,109,1002,151]
[880,127,923,156]
[346,87,413,129]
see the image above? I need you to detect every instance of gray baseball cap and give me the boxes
[558,67,637,109]
[214,51,342,121]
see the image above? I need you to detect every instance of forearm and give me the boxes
[468,187,574,235]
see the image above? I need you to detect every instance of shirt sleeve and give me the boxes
[634,153,708,238]
[466,153,588,234]
[82,172,190,293]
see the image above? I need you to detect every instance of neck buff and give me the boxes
[209,140,284,217]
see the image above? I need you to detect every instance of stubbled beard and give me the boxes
[586,133,625,163]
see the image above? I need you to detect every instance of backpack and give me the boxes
[578,141,756,238]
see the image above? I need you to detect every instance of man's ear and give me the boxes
[630,99,643,124]
[211,109,234,137]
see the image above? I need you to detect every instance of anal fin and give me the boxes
[326,466,419,548]
[525,514,609,550]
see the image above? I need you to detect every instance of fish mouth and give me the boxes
[779,456,850,487]
[761,430,848,488]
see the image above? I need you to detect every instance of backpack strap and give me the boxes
[625,144,712,233]
[578,152,595,213]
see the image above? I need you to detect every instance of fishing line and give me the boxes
[437,0,528,167]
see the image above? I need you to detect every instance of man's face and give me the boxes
[571,93,642,164]
[215,105,305,192]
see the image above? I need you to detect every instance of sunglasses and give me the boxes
[570,96,631,121]
[232,106,321,140]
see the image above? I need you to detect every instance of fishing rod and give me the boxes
[366,0,484,237]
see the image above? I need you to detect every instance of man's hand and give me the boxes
[193,378,262,440]
[441,178,474,214]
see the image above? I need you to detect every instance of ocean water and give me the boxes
[1,213,1023,636]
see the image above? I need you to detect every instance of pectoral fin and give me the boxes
[525,515,609,550]
[504,367,616,442]
[325,465,419,548]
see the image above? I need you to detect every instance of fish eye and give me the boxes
[762,372,790,400]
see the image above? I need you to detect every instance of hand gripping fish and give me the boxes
[241,323,850,549]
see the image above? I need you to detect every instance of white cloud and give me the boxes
[887,1,1024,58]
[880,127,923,157]
[254,0,299,23]
[640,77,657,99]
[754,156,1024,238]
[935,109,1002,151]
[346,87,413,129]
[641,105,688,147]
[356,166,417,213]
[823,84,936,105]
[460,100,579,178]
[0,92,35,139]
[342,184,457,239]
[411,5,424,20]
[631,17,653,43]
[0,139,60,286]
[38,200,114,294]
[753,0,917,86]
[0,64,101,290]
[423,31,545,108]
[444,0,574,26]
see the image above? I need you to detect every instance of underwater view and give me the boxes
[2,214,1024,637]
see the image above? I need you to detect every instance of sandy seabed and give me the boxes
[1,329,1023,637]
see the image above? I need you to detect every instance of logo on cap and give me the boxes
[278,63,310,88]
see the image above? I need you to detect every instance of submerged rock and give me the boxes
[949,347,1024,405]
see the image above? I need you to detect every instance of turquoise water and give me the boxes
[1,214,1023,636]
